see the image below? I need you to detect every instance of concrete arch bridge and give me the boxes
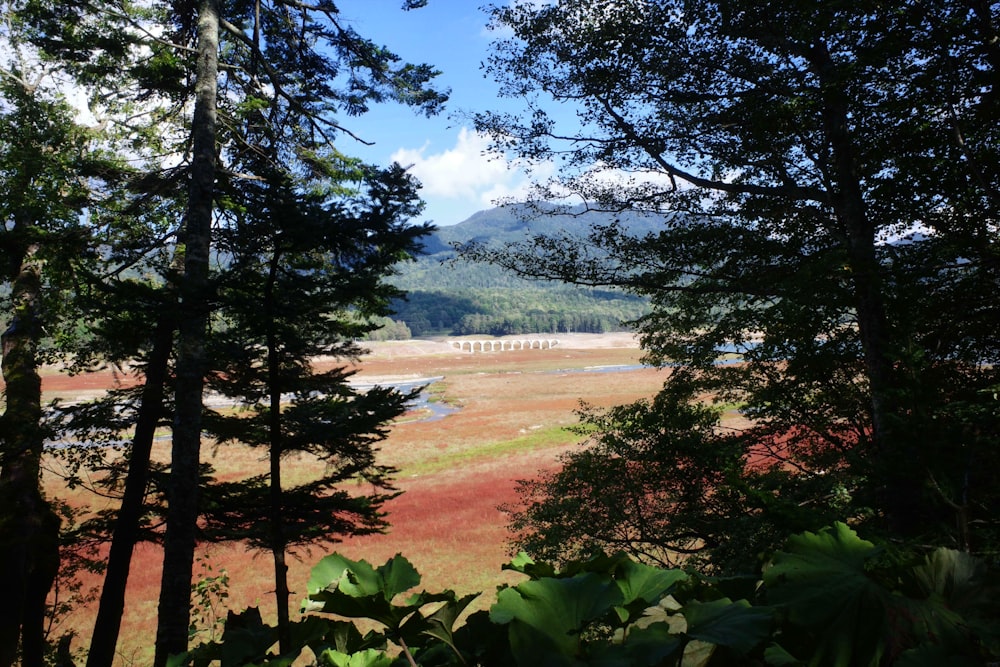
[452,339,560,353]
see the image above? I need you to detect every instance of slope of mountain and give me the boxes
[412,204,667,262]
[377,205,663,338]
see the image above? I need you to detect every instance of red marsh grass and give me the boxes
[40,334,673,663]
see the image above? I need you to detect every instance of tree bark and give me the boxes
[0,241,61,667]
[268,389,291,655]
[86,318,174,667]
[153,0,219,663]
[809,40,917,535]
[265,250,292,654]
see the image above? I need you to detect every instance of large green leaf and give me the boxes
[304,551,492,663]
[308,553,420,601]
[910,547,999,627]
[911,548,982,601]
[452,610,515,665]
[763,523,889,666]
[763,642,803,666]
[490,572,624,665]
[377,554,423,601]
[625,624,685,665]
[218,608,279,666]
[309,553,375,596]
[503,551,558,579]
[311,588,457,633]
[174,608,281,667]
[902,547,1000,657]
[306,553,434,630]
[318,648,394,667]
[615,559,689,603]
[682,598,772,655]
[612,559,689,623]
[297,618,386,658]
[764,523,878,623]
[408,592,480,655]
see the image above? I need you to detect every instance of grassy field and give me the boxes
[40,334,670,664]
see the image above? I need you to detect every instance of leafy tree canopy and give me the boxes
[465,0,1000,568]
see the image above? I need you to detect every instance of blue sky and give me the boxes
[336,1,540,227]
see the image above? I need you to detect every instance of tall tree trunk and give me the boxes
[87,317,174,667]
[265,251,292,654]
[809,40,916,535]
[153,0,219,663]
[0,241,61,667]
[268,392,291,654]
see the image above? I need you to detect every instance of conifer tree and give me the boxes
[19,0,445,663]
[202,155,428,651]
[0,6,135,657]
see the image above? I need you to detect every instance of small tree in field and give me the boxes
[201,145,429,652]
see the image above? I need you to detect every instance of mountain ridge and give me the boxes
[375,205,662,339]
[413,203,668,264]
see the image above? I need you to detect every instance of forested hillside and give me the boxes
[377,205,657,337]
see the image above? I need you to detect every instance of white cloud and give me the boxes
[577,161,675,189]
[391,127,541,210]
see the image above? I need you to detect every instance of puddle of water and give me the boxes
[351,376,459,423]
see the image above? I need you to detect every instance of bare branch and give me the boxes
[596,95,829,202]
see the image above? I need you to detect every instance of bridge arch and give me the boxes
[451,338,560,353]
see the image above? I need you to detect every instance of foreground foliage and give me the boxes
[175,523,999,667]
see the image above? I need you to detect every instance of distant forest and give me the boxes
[381,287,649,338]
[368,206,656,338]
